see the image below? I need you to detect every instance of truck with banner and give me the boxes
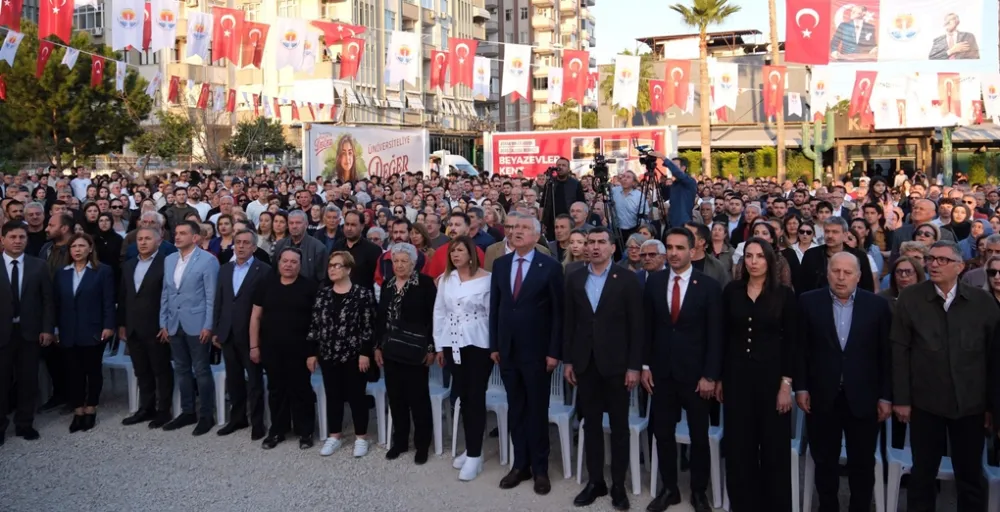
[303,125,430,181]
[484,126,679,178]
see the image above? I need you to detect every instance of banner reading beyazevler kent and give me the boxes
[305,125,429,181]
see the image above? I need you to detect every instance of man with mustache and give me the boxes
[425,213,485,279]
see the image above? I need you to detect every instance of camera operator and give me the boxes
[540,157,586,239]
[609,170,647,243]
[651,152,697,230]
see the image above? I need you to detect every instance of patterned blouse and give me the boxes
[306,283,377,363]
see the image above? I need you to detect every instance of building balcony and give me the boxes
[531,15,555,31]
[584,0,595,5]
[531,0,554,6]
[581,29,589,41]
[485,0,498,9]
[534,40,557,54]
[423,8,440,25]
[486,19,498,34]
[533,65,549,77]
[480,43,499,57]
[534,88,548,102]
[589,35,596,47]
[167,63,228,84]
[475,92,500,104]
[473,7,490,22]
[402,0,420,21]
[589,56,597,67]
[558,0,576,13]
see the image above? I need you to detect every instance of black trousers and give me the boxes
[652,375,711,493]
[501,361,552,476]
[319,358,369,437]
[39,342,67,403]
[723,372,792,512]
[907,408,986,512]
[222,337,264,430]
[447,346,493,457]
[63,344,106,409]
[578,362,630,487]
[127,336,174,414]
[262,347,315,438]
[384,358,432,451]
[807,391,878,512]
[0,326,39,431]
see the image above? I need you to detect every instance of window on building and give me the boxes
[441,0,448,16]
[504,8,511,21]
[520,103,529,117]
[320,0,338,19]
[242,3,260,21]
[505,104,516,117]
[277,0,299,18]
[385,10,396,30]
[421,0,434,8]
[519,31,527,42]
[172,40,183,63]
[520,7,527,19]
[505,32,513,41]
[72,3,104,31]
[139,50,160,66]
[532,77,547,90]
[441,26,449,50]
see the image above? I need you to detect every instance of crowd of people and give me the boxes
[1,158,999,512]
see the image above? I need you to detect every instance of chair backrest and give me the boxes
[627,386,645,417]
[430,364,446,388]
[791,404,806,443]
[487,364,505,393]
[549,362,565,401]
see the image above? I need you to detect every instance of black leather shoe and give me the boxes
[192,419,214,436]
[148,412,172,429]
[122,410,156,426]
[414,448,429,465]
[261,434,285,449]
[385,446,407,460]
[162,413,197,431]
[69,415,85,433]
[80,413,96,431]
[216,421,249,436]
[498,468,532,489]
[646,488,682,512]
[38,397,66,413]
[573,481,609,506]
[14,427,40,440]
[533,474,552,495]
[251,426,266,441]
[690,492,711,512]
[610,485,630,511]
[299,436,314,449]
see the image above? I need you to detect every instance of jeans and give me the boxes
[170,328,215,420]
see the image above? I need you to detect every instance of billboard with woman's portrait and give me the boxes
[305,125,429,181]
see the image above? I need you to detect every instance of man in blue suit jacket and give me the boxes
[490,212,564,495]
[830,5,877,60]
[159,220,220,436]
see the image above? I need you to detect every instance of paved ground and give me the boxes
[0,378,959,511]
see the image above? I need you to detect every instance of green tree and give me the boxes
[226,118,292,162]
[130,111,194,176]
[551,101,598,130]
[598,50,656,127]
[670,0,742,176]
[0,22,153,167]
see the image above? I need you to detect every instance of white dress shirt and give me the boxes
[666,265,694,315]
[4,252,24,322]
[510,249,535,293]
[433,272,492,363]
[134,250,158,292]
[935,284,957,311]
[66,263,93,295]
[173,249,195,288]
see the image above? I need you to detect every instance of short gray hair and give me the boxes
[389,242,418,264]
[24,201,45,213]
[829,251,860,272]
[929,240,963,260]
[627,233,649,248]
[571,201,590,213]
[141,211,165,226]
[287,209,309,222]
[823,216,849,232]
[136,226,162,240]
[233,228,258,247]
[367,226,386,239]
[507,211,540,234]
[323,204,342,215]
[641,239,666,254]
[985,234,1000,246]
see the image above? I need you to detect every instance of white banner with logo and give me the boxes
[305,125,429,181]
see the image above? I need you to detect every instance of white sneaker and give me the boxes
[353,438,370,458]
[320,437,342,456]
[452,451,468,469]
[458,456,483,481]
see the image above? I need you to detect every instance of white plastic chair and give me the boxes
[452,364,509,465]
[102,341,138,412]
[885,420,949,512]
[803,422,885,512]
[366,378,388,446]
[386,364,452,455]
[790,404,807,512]
[652,408,724,507]
[577,386,651,496]
[210,363,227,426]
[548,362,577,479]
[982,445,1000,512]
[311,372,327,439]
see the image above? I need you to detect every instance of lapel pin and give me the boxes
[692,280,698,285]
[537,263,542,268]
[612,274,617,278]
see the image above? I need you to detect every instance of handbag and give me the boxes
[382,320,430,365]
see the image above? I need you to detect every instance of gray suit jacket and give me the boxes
[273,235,329,283]
[0,254,55,345]
[700,254,731,287]
[213,258,271,346]
[160,248,220,336]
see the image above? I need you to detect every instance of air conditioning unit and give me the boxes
[92,28,104,36]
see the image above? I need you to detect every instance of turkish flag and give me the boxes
[664,59,691,109]
[785,0,831,65]
[252,93,260,116]
[36,40,54,78]
[448,38,478,88]
[430,51,448,91]
[0,75,6,101]
[226,89,236,113]
[762,65,786,119]
[307,102,316,120]
[211,7,244,64]
[562,49,589,103]
[90,55,105,88]
[195,83,210,109]
[39,0,75,43]
[291,101,300,121]
[311,20,366,44]
[272,98,281,120]
[339,37,363,79]
[240,22,269,69]
[142,2,152,50]
[649,79,666,113]
[973,100,984,124]
[848,70,877,117]
[167,75,180,103]
[0,0,23,31]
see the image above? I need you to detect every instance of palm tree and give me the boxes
[769,0,786,183]
[670,0,742,176]
[599,50,656,127]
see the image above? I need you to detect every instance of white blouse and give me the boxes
[433,271,491,364]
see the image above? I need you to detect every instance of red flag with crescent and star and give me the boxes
[307,102,316,120]
[785,0,831,65]
[0,0,23,31]
[40,0,75,43]
[196,82,210,109]
[272,97,281,120]
[36,40,54,78]
[339,37,363,79]
[167,75,180,103]
[664,59,691,110]
[430,50,448,91]
[226,89,236,113]
[448,38,478,88]
[972,100,984,124]
[240,21,269,69]
[251,93,260,116]
[142,2,151,50]
[90,55,105,88]
[762,65,786,119]
[291,101,300,121]
[849,70,877,117]
[311,20,366,44]
[561,49,589,103]
[649,79,666,114]
[211,7,244,64]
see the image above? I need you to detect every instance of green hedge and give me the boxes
[679,147,812,182]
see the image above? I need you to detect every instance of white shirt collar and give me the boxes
[934,284,957,303]
[668,265,693,283]
[513,249,536,263]
[63,262,94,271]
[138,250,159,262]
[3,252,24,266]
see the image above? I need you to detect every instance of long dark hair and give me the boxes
[748,220,778,249]
[739,236,783,299]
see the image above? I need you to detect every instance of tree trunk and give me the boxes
[699,27,712,177]
[770,0,786,183]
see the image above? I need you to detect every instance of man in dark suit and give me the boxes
[563,227,643,510]
[490,211,564,495]
[0,221,56,444]
[928,13,980,60]
[796,252,892,512]
[830,4,877,61]
[642,227,723,512]
[213,229,271,440]
[796,217,875,294]
[118,226,174,428]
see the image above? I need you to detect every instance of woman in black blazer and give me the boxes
[54,233,116,432]
[369,242,437,465]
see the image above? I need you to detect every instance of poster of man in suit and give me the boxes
[830,2,879,62]
[927,12,980,60]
